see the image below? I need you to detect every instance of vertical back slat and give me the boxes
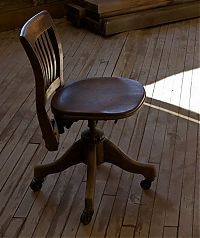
[41,32,54,84]
[34,41,48,88]
[38,36,51,87]
[45,31,57,81]
[48,27,61,81]
[34,29,59,90]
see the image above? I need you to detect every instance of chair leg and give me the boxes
[80,142,97,225]
[30,140,82,192]
[103,139,156,189]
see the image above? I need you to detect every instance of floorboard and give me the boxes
[0,17,199,238]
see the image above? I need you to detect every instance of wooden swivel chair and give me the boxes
[20,10,156,225]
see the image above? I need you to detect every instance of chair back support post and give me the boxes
[20,10,64,151]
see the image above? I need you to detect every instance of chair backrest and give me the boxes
[20,10,64,151]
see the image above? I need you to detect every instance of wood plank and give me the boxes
[0,32,12,55]
[123,173,144,227]
[117,31,140,78]
[104,117,131,196]
[89,195,115,237]
[0,112,38,188]
[68,34,101,80]
[178,117,198,237]
[177,19,199,238]
[87,1,171,19]
[0,144,38,234]
[163,226,178,238]
[0,57,28,106]
[120,226,135,238]
[86,34,119,78]
[133,164,158,238]
[16,121,84,237]
[75,169,111,238]
[102,117,136,236]
[60,182,86,237]
[162,118,187,227]
[85,0,171,14]
[86,36,115,77]
[115,26,159,86]
[105,170,133,237]
[86,1,200,35]
[125,27,162,167]
[193,127,200,237]
[3,218,24,238]
[138,24,169,165]
[117,33,161,221]
[0,32,24,81]
[164,19,197,229]
[0,68,35,129]
[0,90,35,154]
[149,19,194,237]
[63,28,87,61]
[64,31,100,81]
[33,164,86,237]
[148,20,190,164]
[103,32,128,77]
[124,34,177,223]
[124,23,178,232]
[144,22,174,163]
[0,144,48,235]
[74,36,104,79]
[192,19,200,238]
[121,28,160,182]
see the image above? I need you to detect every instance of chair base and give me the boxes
[30,120,156,225]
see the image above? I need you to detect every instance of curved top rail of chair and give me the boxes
[20,10,53,46]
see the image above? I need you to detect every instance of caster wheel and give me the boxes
[30,177,44,192]
[140,178,153,190]
[80,210,94,225]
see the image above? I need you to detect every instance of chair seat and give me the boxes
[51,77,145,120]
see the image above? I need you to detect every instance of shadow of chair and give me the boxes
[20,10,156,225]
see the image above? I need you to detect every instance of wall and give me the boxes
[0,0,67,32]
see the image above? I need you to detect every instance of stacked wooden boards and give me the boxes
[66,0,87,27]
[66,0,200,35]
[85,0,172,16]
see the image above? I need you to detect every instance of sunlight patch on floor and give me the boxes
[144,68,200,116]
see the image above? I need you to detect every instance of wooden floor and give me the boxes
[0,17,199,238]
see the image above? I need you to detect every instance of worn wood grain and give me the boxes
[0,17,199,238]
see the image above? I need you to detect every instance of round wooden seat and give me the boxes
[51,77,145,120]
